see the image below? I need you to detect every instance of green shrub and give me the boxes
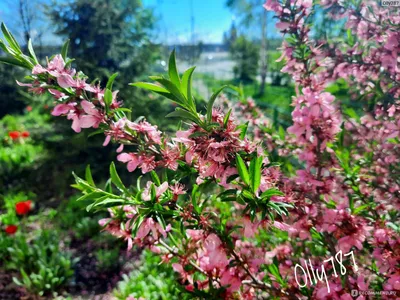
[114,250,187,300]
[7,230,75,297]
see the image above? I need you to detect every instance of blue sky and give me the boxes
[143,0,235,44]
[0,0,250,45]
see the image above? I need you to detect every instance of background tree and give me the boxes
[226,0,268,95]
[46,0,159,91]
[0,0,46,117]
[223,21,238,49]
[230,35,259,83]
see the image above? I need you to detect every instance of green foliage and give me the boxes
[94,247,121,271]
[267,51,290,86]
[113,250,187,300]
[219,154,291,222]
[46,0,158,83]
[230,35,260,83]
[7,230,74,297]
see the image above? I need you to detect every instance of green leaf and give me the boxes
[260,188,284,201]
[93,198,125,208]
[1,23,22,54]
[223,108,232,128]
[85,165,95,187]
[0,56,29,69]
[27,39,38,64]
[242,189,254,200]
[104,89,113,107]
[235,154,250,186]
[110,162,128,193]
[353,204,370,215]
[150,171,161,186]
[207,85,228,122]
[72,172,96,191]
[88,129,104,138]
[181,66,196,111]
[129,82,169,93]
[218,189,238,200]
[150,183,157,201]
[152,78,187,106]
[250,156,263,193]
[132,215,145,237]
[76,191,105,202]
[166,109,200,124]
[106,73,119,90]
[237,122,249,140]
[61,39,70,61]
[168,49,181,87]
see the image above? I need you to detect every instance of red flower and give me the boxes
[5,225,18,235]
[15,200,32,215]
[8,131,20,140]
[21,131,30,138]
[26,105,32,112]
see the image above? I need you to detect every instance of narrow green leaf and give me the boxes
[191,184,199,199]
[0,56,29,69]
[150,170,161,186]
[353,204,370,215]
[93,198,125,207]
[85,165,95,187]
[106,73,119,90]
[235,154,250,186]
[260,188,284,201]
[237,122,249,140]
[132,215,145,237]
[76,191,105,202]
[223,108,232,128]
[207,85,228,122]
[129,82,169,93]
[1,23,22,54]
[192,195,200,214]
[250,156,263,193]
[27,39,38,64]
[168,49,181,87]
[218,189,238,200]
[104,89,113,107]
[181,66,196,111]
[153,78,187,106]
[88,129,104,138]
[150,183,157,201]
[110,162,128,193]
[166,109,200,124]
[61,39,70,61]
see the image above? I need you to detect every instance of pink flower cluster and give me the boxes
[174,109,255,185]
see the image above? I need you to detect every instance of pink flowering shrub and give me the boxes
[0,0,399,297]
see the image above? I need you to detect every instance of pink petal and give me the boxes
[32,64,47,74]
[127,160,140,172]
[117,153,133,163]
[71,116,81,133]
[81,100,98,115]
[57,74,76,88]
[52,104,72,116]
[116,144,124,153]
[16,80,33,87]
[79,115,98,128]
[103,135,111,146]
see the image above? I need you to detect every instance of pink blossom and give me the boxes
[136,218,171,240]
[117,152,142,172]
[79,100,103,129]
[141,181,169,201]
